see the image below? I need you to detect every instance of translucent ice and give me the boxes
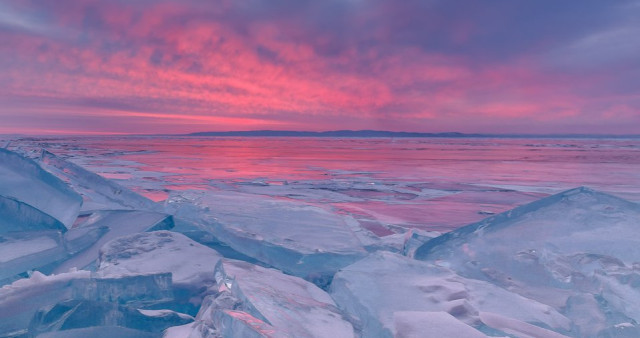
[0,148,82,228]
[96,231,222,291]
[0,271,175,336]
[414,187,640,336]
[29,299,193,335]
[0,231,67,283]
[166,190,367,281]
[0,195,66,234]
[53,210,174,273]
[330,251,570,337]
[185,259,355,337]
[40,150,160,212]
[414,187,640,266]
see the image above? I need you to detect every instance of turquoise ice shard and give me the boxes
[0,148,82,229]
[414,187,640,264]
[0,271,175,337]
[28,299,193,335]
[413,187,640,337]
[39,150,160,212]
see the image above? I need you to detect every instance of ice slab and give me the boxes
[166,190,367,281]
[0,270,91,337]
[0,231,67,283]
[413,187,640,337]
[40,150,160,212]
[0,148,82,228]
[96,231,222,290]
[53,210,174,273]
[36,326,159,338]
[0,271,175,336]
[29,299,192,336]
[186,259,355,337]
[330,251,571,337]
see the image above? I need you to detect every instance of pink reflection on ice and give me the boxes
[25,136,640,231]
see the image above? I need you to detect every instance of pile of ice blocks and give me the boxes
[1,147,640,337]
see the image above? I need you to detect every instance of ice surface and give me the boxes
[40,150,160,212]
[413,187,640,336]
[96,231,222,290]
[166,190,367,281]
[53,210,174,273]
[392,311,487,338]
[185,259,355,337]
[0,148,82,228]
[330,251,571,337]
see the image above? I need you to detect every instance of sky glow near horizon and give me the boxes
[0,0,639,135]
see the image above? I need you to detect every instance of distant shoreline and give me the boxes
[184,130,640,139]
[3,130,640,139]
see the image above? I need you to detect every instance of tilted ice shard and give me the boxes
[0,148,82,228]
[96,231,222,291]
[330,251,571,337]
[186,259,355,338]
[166,190,367,282]
[0,195,67,234]
[53,210,174,274]
[413,187,640,337]
[39,150,160,212]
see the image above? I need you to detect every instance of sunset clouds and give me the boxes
[1,0,638,134]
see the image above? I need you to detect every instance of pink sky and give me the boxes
[0,0,639,135]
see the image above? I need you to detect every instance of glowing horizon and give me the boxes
[1,0,639,135]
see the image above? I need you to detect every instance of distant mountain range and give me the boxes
[186,130,640,139]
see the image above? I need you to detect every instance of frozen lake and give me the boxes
[3,136,640,337]
[8,136,640,232]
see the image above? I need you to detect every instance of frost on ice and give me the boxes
[3,146,640,337]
